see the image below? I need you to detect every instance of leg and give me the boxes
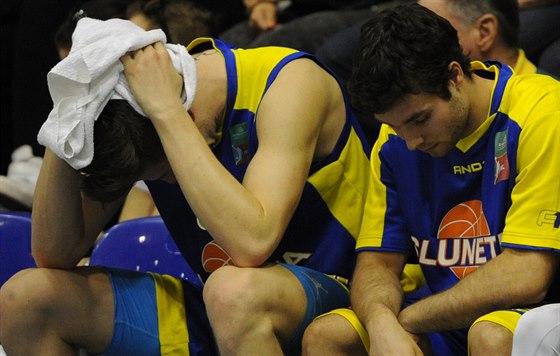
[302,311,367,356]
[468,321,513,356]
[203,264,349,355]
[512,304,560,356]
[0,267,114,356]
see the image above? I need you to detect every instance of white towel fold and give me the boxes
[37,17,197,170]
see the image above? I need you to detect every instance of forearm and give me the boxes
[32,150,118,267]
[399,249,558,334]
[352,252,425,355]
[152,110,295,265]
[351,252,406,332]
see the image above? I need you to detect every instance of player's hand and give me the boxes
[368,314,424,356]
[120,42,184,122]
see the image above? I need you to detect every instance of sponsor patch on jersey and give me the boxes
[230,122,250,165]
[494,129,510,184]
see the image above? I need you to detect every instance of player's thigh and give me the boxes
[1,266,114,351]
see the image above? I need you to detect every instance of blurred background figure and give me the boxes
[518,0,560,77]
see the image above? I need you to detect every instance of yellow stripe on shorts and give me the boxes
[470,309,528,334]
[318,308,370,353]
[153,273,190,355]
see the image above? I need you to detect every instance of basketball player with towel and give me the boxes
[302,4,560,356]
[0,17,372,355]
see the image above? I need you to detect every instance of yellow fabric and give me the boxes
[318,308,370,353]
[153,273,190,355]
[401,263,426,293]
[513,49,537,75]
[308,127,373,239]
[470,309,527,334]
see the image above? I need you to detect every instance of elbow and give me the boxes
[32,248,79,269]
[506,278,551,307]
[231,249,270,268]
[228,235,278,268]
[521,283,550,305]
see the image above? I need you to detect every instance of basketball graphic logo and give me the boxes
[438,200,490,279]
[201,241,235,273]
[438,200,490,238]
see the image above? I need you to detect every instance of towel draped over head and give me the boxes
[37,17,197,170]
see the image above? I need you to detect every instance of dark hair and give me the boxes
[348,3,472,115]
[126,0,217,44]
[80,100,165,202]
[447,0,519,48]
[54,0,131,53]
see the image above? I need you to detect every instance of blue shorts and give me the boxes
[280,263,350,354]
[102,268,217,356]
[101,265,349,355]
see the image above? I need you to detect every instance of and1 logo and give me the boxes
[494,129,510,184]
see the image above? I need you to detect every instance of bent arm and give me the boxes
[399,248,559,334]
[32,149,123,268]
[123,45,340,266]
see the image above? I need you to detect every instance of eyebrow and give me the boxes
[377,111,426,128]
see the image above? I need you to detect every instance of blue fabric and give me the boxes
[102,268,160,356]
[280,263,350,355]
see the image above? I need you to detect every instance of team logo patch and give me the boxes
[230,122,250,165]
[201,241,235,273]
[494,129,510,184]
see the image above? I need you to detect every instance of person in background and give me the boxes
[126,0,217,44]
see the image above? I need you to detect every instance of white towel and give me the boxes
[37,17,197,170]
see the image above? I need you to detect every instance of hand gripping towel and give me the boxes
[37,17,197,169]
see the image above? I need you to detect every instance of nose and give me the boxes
[393,127,424,151]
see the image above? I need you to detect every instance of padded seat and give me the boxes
[0,212,36,287]
[89,216,199,286]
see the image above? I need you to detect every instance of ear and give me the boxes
[448,61,465,88]
[474,13,498,53]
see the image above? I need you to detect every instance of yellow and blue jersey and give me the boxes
[357,60,560,354]
[359,61,559,290]
[147,38,371,284]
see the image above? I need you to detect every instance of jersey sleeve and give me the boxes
[356,124,414,255]
[501,78,560,252]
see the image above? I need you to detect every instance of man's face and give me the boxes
[375,88,470,158]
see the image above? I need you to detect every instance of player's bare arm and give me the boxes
[123,45,343,266]
[352,251,423,355]
[398,248,559,334]
[32,149,125,268]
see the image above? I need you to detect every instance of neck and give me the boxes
[189,49,228,146]
[465,74,495,132]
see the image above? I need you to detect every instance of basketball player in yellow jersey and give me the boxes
[303,4,559,356]
[0,19,372,356]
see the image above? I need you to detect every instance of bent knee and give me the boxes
[469,321,513,356]
[203,266,260,312]
[302,313,365,356]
